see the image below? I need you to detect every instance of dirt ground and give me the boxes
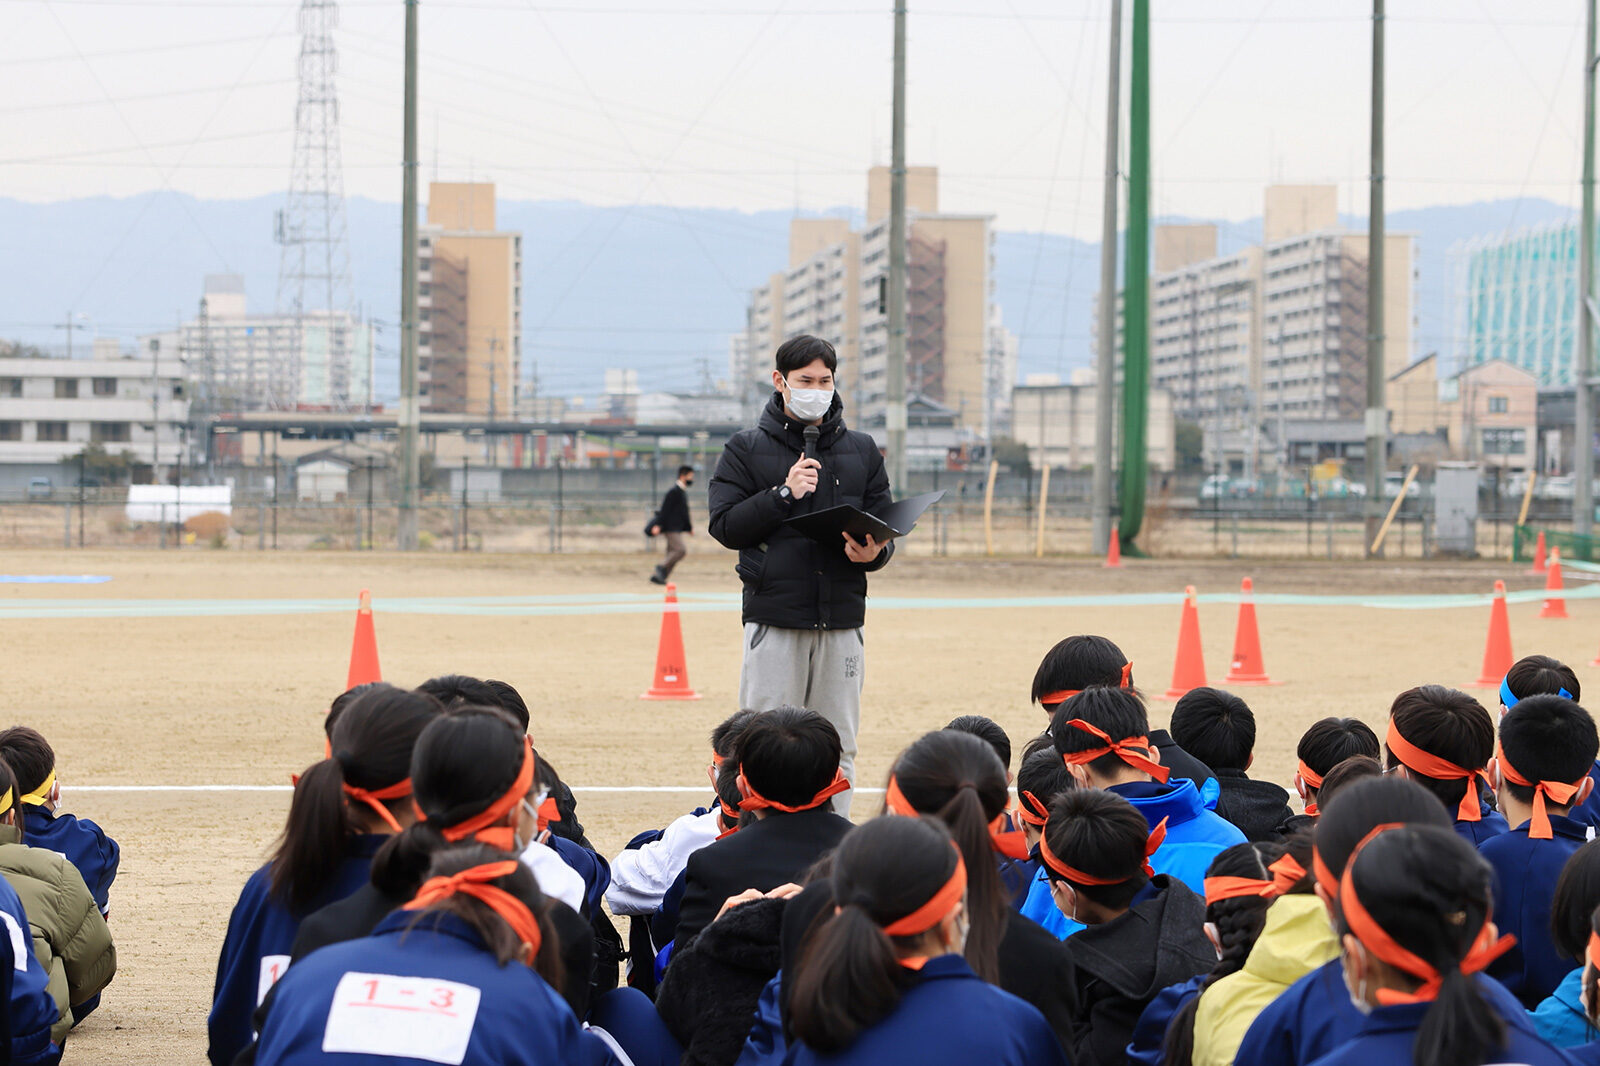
[2,547,1593,1063]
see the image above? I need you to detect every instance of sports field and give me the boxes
[3,547,1594,1064]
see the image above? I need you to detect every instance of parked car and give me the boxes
[25,477,51,499]
[1199,474,1230,501]
[1384,474,1422,499]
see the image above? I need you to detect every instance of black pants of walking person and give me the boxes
[651,532,687,584]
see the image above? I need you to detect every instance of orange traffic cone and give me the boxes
[1471,580,1514,688]
[640,583,702,701]
[1161,586,1208,701]
[346,589,381,689]
[1540,547,1569,619]
[1105,524,1123,568]
[1528,530,1548,575]
[1225,577,1280,685]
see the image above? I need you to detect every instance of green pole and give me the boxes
[1118,0,1150,549]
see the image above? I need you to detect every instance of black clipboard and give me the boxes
[783,490,946,544]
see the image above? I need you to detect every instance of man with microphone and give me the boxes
[708,335,894,813]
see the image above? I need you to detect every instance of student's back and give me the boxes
[0,727,120,920]
[0,870,59,1066]
[1169,687,1293,842]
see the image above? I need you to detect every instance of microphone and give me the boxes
[803,425,820,463]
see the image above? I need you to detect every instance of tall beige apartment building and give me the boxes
[418,183,522,416]
[741,168,997,437]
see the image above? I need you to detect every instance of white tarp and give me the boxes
[125,485,232,524]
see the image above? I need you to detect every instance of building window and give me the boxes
[36,422,68,442]
[1481,428,1526,455]
[0,378,19,398]
[54,379,78,399]
[90,422,131,443]
[0,422,18,442]
[92,377,117,397]
[1488,395,1508,414]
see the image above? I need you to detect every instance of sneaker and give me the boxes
[649,572,667,585]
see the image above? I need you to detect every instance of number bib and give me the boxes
[258,955,290,1006]
[322,971,482,1065]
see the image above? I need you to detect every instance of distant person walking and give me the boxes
[648,465,696,585]
[708,335,894,814]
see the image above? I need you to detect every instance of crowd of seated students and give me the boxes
[182,644,1600,1066]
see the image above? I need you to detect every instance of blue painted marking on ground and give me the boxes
[0,583,1591,619]
[0,575,112,584]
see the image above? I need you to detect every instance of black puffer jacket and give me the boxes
[655,896,787,1066]
[708,392,894,630]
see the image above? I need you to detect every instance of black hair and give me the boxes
[736,706,841,810]
[789,816,960,1054]
[677,464,695,478]
[417,674,501,713]
[1499,694,1599,808]
[327,683,381,739]
[1339,826,1505,1066]
[1298,718,1381,805]
[888,730,1010,982]
[271,685,442,913]
[1315,775,1451,884]
[710,709,760,760]
[774,334,838,375]
[1016,747,1075,822]
[1316,756,1383,807]
[481,680,530,732]
[410,844,563,980]
[1163,840,1287,1066]
[0,727,53,798]
[1386,686,1496,819]
[1019,730,1058,765]
[370,706,528,900]
[1050,687,1153,782]
[1586,906,1600,1030]
[1031,635,1131,709]
[944,716,1012,771]
[1505,654,1582,705]
[1170,688,1256,772]
[0,758,23,843]
[1552,841,1600,962]
[714,760,746,833]
[1040,788,1152,910]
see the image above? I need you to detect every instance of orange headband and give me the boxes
[1038,662,1134,707]
[738,767,850,814]
[1059,718,1171,783]
[1385,720,1485,822]
[1496,742,1584,840]
[1269,853,1307,894]
[884,776,1029,860]
[1203,875,1279,907]
[1015,790,1050,828]
[881,847,968,937]
[436,740,537,853]
[343,777,413,834]
[1588,930,1600,974]
[1297,760,1325,790]
[1039,816,1168,886]
[1339,827,1513,1005]
[1312,820,1400,901]
[404,860,542,960]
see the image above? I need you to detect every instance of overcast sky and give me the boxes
[0,0,1589,239]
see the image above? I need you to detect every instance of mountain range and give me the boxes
[0,191,1578,402]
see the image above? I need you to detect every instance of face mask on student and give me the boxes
[785,385,833,421]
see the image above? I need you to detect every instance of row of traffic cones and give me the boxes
[1160,578,1280,700]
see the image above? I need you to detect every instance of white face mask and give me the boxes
[1343,955,1373,1015]
[786,386,833,421]
[950,910,970,956]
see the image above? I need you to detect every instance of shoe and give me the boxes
[649,572,667,585]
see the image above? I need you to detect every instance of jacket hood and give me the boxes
[759,389,847,448]
[1114,777,1210,829]
[1069,875,1215,999]
[0,823,19,847]
[1242,894,1340,986]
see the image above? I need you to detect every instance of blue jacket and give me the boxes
[1126,974,1205,1066]
[21,806,118,917]
[1454,801,1509,846]
[208,835,386,1066]
[254,910,607,1066]
[548,835,611,919]
[1570,761,1600,829]
[1529,966,1594,1048]
[735,974,786,1066]
[0,875,58,1066]
[779,954,1068,1066]
[1234,957,1541,1066]
[1018,865,1084,940]
[1480,813,1588,1006]
[1303,999,1570,1066]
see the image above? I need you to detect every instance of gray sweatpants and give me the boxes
[737,623,864,816]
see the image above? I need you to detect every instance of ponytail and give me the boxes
[788,901,909,1054]
[369,821,449,899]
[933,784,1004,983]
[270,759,355,913]
[1416,967,1500,1066]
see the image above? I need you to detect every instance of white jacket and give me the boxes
[604,809,720,916]
[518,837,587,915]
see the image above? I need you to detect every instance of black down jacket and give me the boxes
[708,391,893,631]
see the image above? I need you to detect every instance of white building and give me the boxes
[0,350,192,472]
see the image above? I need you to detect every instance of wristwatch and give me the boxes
[774,485,793,502]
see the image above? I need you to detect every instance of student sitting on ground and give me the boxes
[1169,688,1294,842]
[1031,635,1217,795]
[1283,717,1381,833]
[1050,687,1245,897]
[670,707,853,957]
[0,757,115,1049]
[0,728,118,923]
[1528,841,1600,1047]
[1481,693,1600,1007]
[0,855,58,1066]
[1499,655,1600,830]
[1384,684,1506,844]
[1038,788,1214,1066]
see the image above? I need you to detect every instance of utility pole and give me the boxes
[1363,0,1387,554]
[1117,0,1151,550]
[885,0,909,492]
[1091,0,1123,556]
[1577,0,1597,538]
[397,0,421,549]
